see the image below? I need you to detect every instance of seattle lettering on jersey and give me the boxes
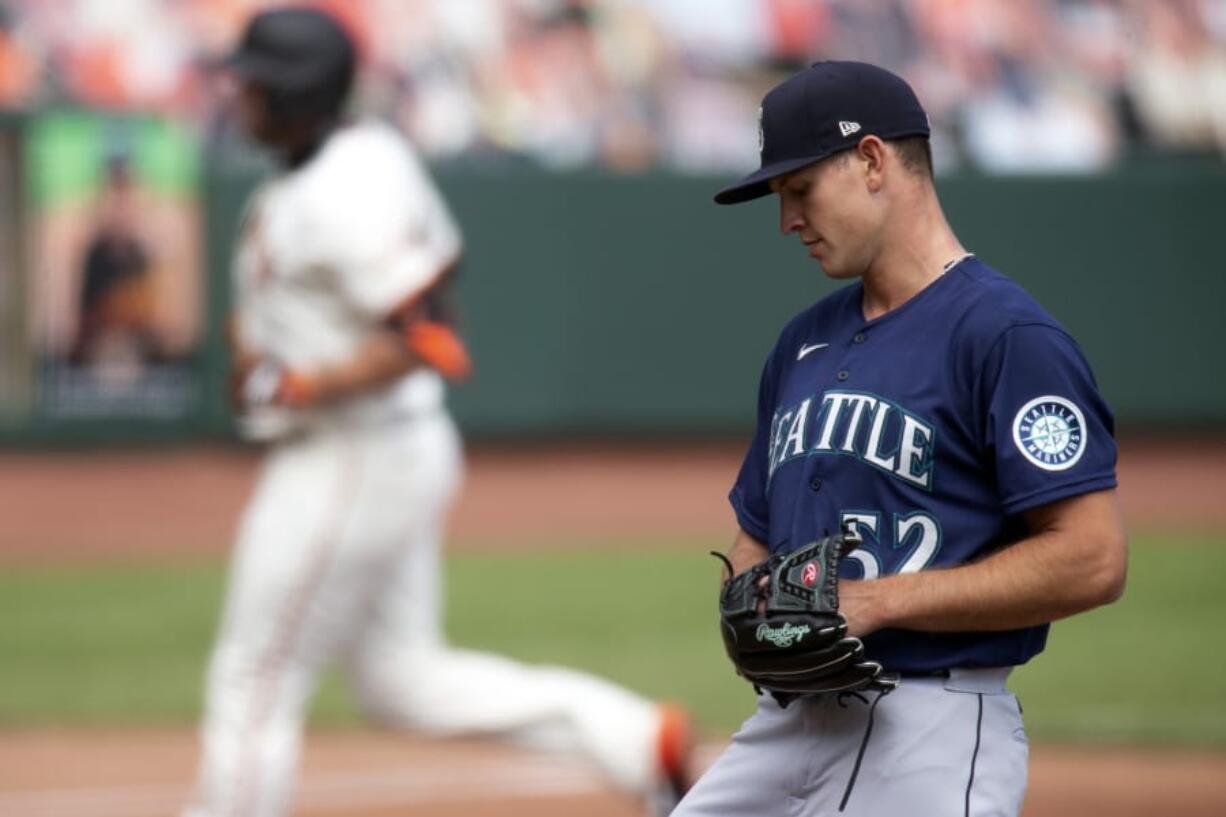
[766,390,935,489]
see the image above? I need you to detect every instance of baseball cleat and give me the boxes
[646,702,695,816]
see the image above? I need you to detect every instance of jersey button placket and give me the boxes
[836,332,865,383]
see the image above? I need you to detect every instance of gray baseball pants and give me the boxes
[673,667,1027,817]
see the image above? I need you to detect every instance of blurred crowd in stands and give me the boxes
[2,0,1225,174]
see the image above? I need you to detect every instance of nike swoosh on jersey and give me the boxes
[797,343,830,360]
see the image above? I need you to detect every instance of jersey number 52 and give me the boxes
[839,510,941,578]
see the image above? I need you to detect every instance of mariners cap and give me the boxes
[218,6,355,93]
[714,61,930,205]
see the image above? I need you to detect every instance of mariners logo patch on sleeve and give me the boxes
[1012,395,1086,471]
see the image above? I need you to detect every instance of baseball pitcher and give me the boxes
[674,61,1128,817]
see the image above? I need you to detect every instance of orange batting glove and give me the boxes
[405,320,473,382]
[275,368,320,408]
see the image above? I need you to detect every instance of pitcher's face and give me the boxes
[771,148,886,280]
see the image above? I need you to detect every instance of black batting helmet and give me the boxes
[219,6,356,122]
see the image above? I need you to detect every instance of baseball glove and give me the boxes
[713,526,896,707]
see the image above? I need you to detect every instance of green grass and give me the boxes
[1,535,1224,747]
[0,560,224,723]
[1011,534,1226,747]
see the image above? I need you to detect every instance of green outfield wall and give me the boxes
[433,162,1226,435]
[6,150,1226,442]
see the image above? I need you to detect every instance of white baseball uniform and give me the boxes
[183,120,667,817]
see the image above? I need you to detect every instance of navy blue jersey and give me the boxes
[729,257,1117,672]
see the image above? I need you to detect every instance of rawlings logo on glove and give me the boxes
[755,623,812,647]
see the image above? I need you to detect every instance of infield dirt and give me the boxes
[1,437,1224,560]
[1,729,1224,817]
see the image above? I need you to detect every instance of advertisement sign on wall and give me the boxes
[25,112,204,420]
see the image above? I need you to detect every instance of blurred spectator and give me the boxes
[1127,0,1226,154]
[823,0,919,73]
[3,0,1226,173]
[954,0,1119,172]
[0,2,38,105]
[69,154,161,386]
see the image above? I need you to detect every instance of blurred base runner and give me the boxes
[184,7,691,817]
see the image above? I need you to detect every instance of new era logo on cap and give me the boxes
[839,121,861,137]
